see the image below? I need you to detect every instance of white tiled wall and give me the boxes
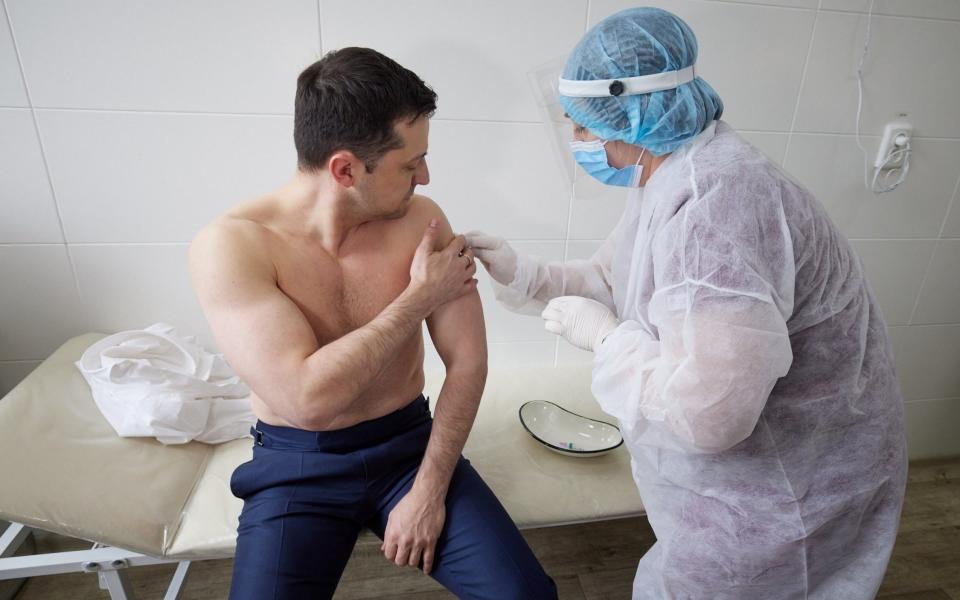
[849,240,935,326]
[70,244,214,347]
[0,108,61,243]
[913,240,960,325]
[6,0,319,113]
[784,135,959,239]
[320,0,588,123]
[36,110,296,243]
[606,0,817,132]
[1,1,958,458]
[794,11,960,137]
[0,7,27,107]
[0,245,84,361]
[944,195,960,238]
[427,121,570,240]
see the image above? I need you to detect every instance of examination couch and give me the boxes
[0,333,643,599]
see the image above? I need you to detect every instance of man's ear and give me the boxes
[328,151,360,188]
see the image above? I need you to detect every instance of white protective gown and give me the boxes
[495,121,907,599]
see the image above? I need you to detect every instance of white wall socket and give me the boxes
[874,121,913,169]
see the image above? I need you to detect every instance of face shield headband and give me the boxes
[558,64,696,98]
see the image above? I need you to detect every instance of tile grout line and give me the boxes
[789,132,954,141]
[710,0,960,24]
[556,0,594,369]
[560,0,588,368]
[3,106,960,140]
[819,7,960,24]
[905,246,935,326]
[847,238,943,242]
[891,321,960,329]
[782,0,820,167]
[316,0,323,55]
[558,184,577,370]
[0,242,192,247]
[0,236,953,247]
[2,0,83,304]
[25,106,294,118]
[903,396,960,405]
[908,178,960,325]
[707,0,814,13]
[67,242,191,247]
[905,175,960,324]
[937,172,960,240]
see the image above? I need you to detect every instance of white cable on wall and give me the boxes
[853,0,912,194]
[853,0,875,191]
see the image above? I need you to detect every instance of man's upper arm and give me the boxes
[421,203,487,373]
[189,222,319,419]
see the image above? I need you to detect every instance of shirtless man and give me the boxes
[189,48,557,600]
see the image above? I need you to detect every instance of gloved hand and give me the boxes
[464,231,518,286]
[542,296,619,352]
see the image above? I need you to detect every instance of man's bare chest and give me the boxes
[273,239,416,341]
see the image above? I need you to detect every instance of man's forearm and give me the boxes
[296,288,428,427]
[412,364,487,499]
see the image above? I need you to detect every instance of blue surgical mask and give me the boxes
[569,139,645,187]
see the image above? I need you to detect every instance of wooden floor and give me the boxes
[10,457,960,600]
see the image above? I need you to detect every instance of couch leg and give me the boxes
[0,523,31,558]
[163,561,191,600]
[0,522,33,600]
[99,566,136,599]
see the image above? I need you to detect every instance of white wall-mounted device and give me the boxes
[874,121,913,170]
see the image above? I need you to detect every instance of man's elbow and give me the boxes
[285,373,350,431]
[442,352,488,382]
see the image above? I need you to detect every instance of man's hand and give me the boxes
[542,296,620,352]
[407,220,477,314]
[380,487,446,575]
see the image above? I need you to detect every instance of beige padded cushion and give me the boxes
[0,334,209,556]
[0,335,642,559]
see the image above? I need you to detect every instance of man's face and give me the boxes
[355,116,430,219]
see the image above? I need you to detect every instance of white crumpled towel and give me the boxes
[76,323,256,445]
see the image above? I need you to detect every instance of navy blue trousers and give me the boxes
[228,395,557,600]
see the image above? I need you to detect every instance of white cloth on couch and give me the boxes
[76,323,254,445]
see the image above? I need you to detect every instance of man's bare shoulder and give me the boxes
[189,207,277,289]
[400,195,454,244]
[193,192,282,251]
[191,216,261,259]
[407,194,446,222]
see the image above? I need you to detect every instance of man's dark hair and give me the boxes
[294,47,437,173]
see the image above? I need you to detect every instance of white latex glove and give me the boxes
[464,231,518,286]
[542,296,620,352]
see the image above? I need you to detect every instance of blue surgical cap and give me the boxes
[560,7,723,156]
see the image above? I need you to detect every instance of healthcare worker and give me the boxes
[467,7,907,599]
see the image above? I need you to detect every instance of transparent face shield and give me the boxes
[527,57,579,186]
[530,60,699,186]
